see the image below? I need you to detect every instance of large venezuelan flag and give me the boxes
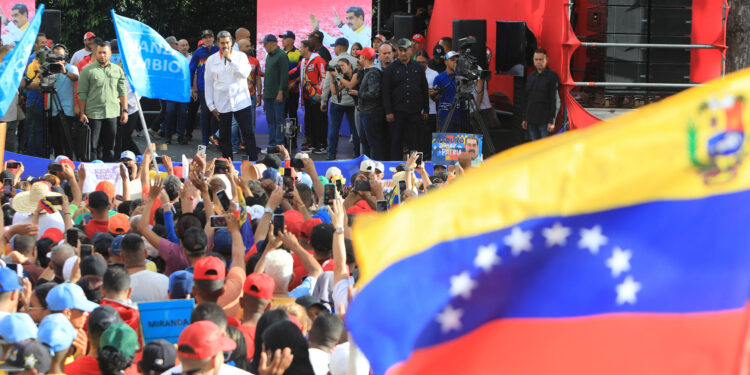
[348,68,750,375]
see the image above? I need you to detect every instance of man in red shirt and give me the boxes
[64,305,135,375]
[237,39,263,136]
[299,40,328,154]
[238,273,275,358]
[84,191,111,237]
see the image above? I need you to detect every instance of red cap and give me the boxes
[83,32,96,41]
[178,321,236,360]
[412,34,425,43]
[284,210,304,239]
[301,218,323,241]
[96,181,115,201]
[373,34,385,42]
[58,158,75,171]
[243,273,275,300]
[194,256,226,281]
[41,228,63,243]
[347,200,374,215]
[198,40,204,47]
[356,47,377,60]
[108,213,130,234]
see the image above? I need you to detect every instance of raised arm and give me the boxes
[138,175,165,249]
[329,199,348,285]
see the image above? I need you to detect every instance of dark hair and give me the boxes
[102,267,131,295]
[415,50,430,60]
[181,226,207,257]
[97,345,135,375]
[249,310,290,373]
[33,282,56,309]
[11,4,28,15]
[35,238,54,268]
[346,6,365,18]
[190,302,227,331]
[120,233,144,255]
[535,48,547,56]
[308,313,344,349]
[300,40,313,50]
[225,326,251,370]
[1,205,13,227]
[77,275,103,304]
[96,40,111,49]
[193,280,224,302]
[262,321,315,375]
[12,235,35,256]
[176,213,202,239]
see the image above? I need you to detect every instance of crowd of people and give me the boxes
[0,136,479,374]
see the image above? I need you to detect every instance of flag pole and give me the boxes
[134,99,159,171]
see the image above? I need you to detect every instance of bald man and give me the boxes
[233,27,250,51]
[178,39,190,57]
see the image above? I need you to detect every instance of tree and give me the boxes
[726,0,749,72]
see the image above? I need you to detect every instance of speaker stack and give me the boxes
[40,9,61,44]
[452,19,487,68]
[393,14,417,41]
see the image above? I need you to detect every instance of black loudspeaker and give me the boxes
[495,21,537,76]
[40,9,61,44]
[393,15,417,42]
[453,19,487,69]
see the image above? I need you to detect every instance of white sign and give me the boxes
[80,163,126,196]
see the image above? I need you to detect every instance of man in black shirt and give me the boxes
[308,30,332,63]
[382,38,429,161]
[522,49,560,141]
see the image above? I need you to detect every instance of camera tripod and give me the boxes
[42,86,77,159]
[440,79,497,155]
[283,117,299,154]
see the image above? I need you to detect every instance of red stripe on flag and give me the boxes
[389,309,750,375]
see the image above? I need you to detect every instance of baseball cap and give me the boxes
[308,30,324,40]
[284,210,304,239]
[96,181,115,202]
[375,161,385,173]
[0,267,21,292]
[295,295,330,312]
[297,171,313,189]
[83,32,96,41]
[108,213,130,235]
[279,30,296,40]
[446,51,459,60]
[200,29,214,38]
[433,44,445,58]
[356,47,376,59]
[110,234,125,256]
[87,190,109,210]
[100,323,139,358]
[120,151,136,161]
[80,255,107,278]
[301,218,323,241]
[262,34,278,44]
[243,273,274,300]
[62,256,78,282]
[0,340,52,373]
[182,227,207,255]
[360,160,376,172]
[169,270,194,299]
[325,167,342,180]
[40,228,63,244]
[0,314,37,344]
[331,37,349,48]
[396,38,412,49]
[373,34,385,42]
[412,34,425,43]
[140,339,177,373]
[46,283,99,312]
[38,313,76,353]
[212,228,232,255]
[56,156,75,171]
[87,305,123,335]
[165,36,178,45]
[194,256,226,281]
[310,223,335,252]
[177,321,236,360]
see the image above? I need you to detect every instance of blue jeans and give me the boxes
[24,106,46,157]
[264,98,285,146]
[361,112,386,161]
[199,91,218,145]
[327,102,359,159]
[165,100,188,138]
[528,122,550,141]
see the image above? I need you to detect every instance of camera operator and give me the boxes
[321,37,359,160]
[20,33,49,157]
[432,51,463,133]
[48,44,79,157]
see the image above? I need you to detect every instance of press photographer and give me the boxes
[321,37,359,160]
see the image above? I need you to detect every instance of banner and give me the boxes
[138,299,195,344]
[0,3,41,117]
[431,133,483,167]
[111,10,190,102]
[80,162,127,197]
[0,0,35,46]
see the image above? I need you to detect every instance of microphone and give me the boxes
[223,47,229,65]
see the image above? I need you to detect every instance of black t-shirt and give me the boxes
[317,46,332,63]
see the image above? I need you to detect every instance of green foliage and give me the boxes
[38,0,257,52]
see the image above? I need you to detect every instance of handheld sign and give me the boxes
[431,133,484,166]
[138,299,195,344]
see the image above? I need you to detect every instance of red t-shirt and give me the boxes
[247,55,261,97]
[238,324,256,359]
[85,219,110,238]
[64,355,140,375]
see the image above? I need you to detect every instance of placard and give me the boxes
[138,299,195,344]
[80,162,127,196]
[431,133,484,166]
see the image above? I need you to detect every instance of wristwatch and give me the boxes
[334,227,344,234]
[264,207,274,215]
[122,109,128,114]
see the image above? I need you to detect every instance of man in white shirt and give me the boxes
[120,234,168,303]
[311,6,371,53]
[308,313,344,375]
[70,32,96,66]
[204,30,258,160]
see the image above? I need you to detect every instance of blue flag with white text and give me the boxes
[0,5,44,118]
[111,10,190,102]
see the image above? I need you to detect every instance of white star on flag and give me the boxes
[504,227,533,256]
[474,244,500,272]
[542,222,571,247]
[450,272,477,299]
[606,247,632,277]
[578,225,608,254]
[24,354,37,369]
[616,276,641,305]
[436,305,463,333]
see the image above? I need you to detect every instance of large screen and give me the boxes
[0,0,36,46]
[256,0,372,64]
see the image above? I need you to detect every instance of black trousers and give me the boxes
[185,97,200,140]
[219,106,258,160]
[49,114,75,158]
[90,117,118,162]
[304,99,327,148]
[388,111,420,161]
[115,113,142,157]
[418,114,437,160]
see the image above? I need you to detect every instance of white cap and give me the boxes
[248,205,265,220]
[62,256,78,282]
[294,152,310,160]
[375,161,385,173]
[445,51,459,60]
[360,160,376,173]
[325,167,342,180]
[120,151,136,161]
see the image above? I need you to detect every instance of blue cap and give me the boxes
[261,168,279,182]
[46,283,99,312]
[0,313,37,344]
[38,313,76,353]
[0,267,21,292]
[297,172,313,189]
[262,34,278,44]
[312,206,331,224]
[331,37,349,48]
[92,160,104,164]
[169,271,194,299]
[213,229,232,253]
[110,235,125,256]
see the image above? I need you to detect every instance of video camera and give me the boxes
[325,65,343,74]
[35,46,66,92]
[454,37,492,83]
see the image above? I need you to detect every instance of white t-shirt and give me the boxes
[12,212,65,240]
[425,67,439,115]
[163,364,252,375]
[309,348,330,375]
[130,270,169,303]
[70,48,92,67]
[333,278,355,313]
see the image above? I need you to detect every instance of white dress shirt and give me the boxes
[204,50,253,113]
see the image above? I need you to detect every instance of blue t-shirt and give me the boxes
[52,64,78,117]
[189,45,220,92]
[433,72,460,120]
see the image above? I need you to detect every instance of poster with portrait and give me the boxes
[256,0,372,66]
[0,0,35,46]
[432,133,483,167]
